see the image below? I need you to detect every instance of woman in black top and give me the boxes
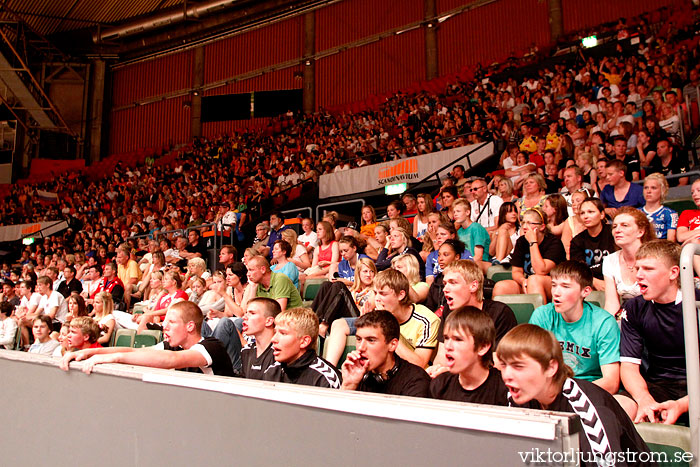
[569,197,616,290]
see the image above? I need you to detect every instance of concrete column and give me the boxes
[424,0,438,81]
[88,59,105,164]
[13,114,28,179]
[302,12,315,114]
[191,46,205,139]
[548,0,563,42]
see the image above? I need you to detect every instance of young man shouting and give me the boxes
[241,297,280,380]
[430,307,508,405]
[616,240,696,425]
[60,301,234,377]
[497,324,651,464]
[341,310,430,397]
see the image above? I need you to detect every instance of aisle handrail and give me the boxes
[679,243,700,465]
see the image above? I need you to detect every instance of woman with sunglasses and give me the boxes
[492,208,565,304]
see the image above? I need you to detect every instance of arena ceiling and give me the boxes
[0,0,338,61]
[0,0,186,37]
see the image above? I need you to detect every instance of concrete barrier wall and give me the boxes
[0,350,580,466]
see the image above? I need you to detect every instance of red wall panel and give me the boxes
[111,50,195,108]
[109,96,190,154]
[316,0,423,50]
[107,0,684,155]
[203,17,302,85]
[436,0,550,77]
[561,0,678,33]
[315,29,425,109]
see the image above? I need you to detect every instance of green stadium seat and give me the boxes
[487,264,513,282]
[664,199,696,214]
[584,290,606,308]
[113,329,136,347]
[322,336,356,366]
[133,334,158,348]
[493,294,544,324]
[635,423,691,467]
[12,325,22,350]
[302,278,328,307]
[138,329,163,343]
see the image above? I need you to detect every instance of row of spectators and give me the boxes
[24,235,692,465]
[1,4,698,267]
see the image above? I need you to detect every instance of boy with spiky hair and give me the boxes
[241,297,281,380]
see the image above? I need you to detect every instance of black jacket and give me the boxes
[262,350,341,389]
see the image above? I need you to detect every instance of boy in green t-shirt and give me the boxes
[529,260,620,394]
[452,198,490,267]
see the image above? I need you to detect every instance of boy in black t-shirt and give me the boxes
[430,307,508,405]
[341,310,430,397]
[60,301,235,377]
[497,324,651,465]
[241,297,280,380]
[616,240,695,425]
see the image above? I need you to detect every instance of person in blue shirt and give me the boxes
[425,221,473,286]
[261,211,288,259]
[336,236,368,286]
[270,240,299,289]
[601,159,644,218]
[640,172,677,241]
[529,260,620,395]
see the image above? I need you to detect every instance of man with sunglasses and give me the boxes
[470,177,502,233]
[559,166,590,216]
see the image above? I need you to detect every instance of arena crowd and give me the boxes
[1,4,699,464]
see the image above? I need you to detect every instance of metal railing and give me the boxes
[406,141,492,195]
[316,199,366,223]
[282,207,312,220]
[679,243,700,464]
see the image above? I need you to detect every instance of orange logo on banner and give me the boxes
[377,159,419,185]
[21,224,41,235]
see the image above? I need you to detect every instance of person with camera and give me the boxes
[340,310,430,397]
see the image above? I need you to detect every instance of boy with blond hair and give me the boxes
[262,307,341,388]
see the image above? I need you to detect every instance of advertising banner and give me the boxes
[319,142,493,198]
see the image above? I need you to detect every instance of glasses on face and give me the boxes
[470,185,486,192]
